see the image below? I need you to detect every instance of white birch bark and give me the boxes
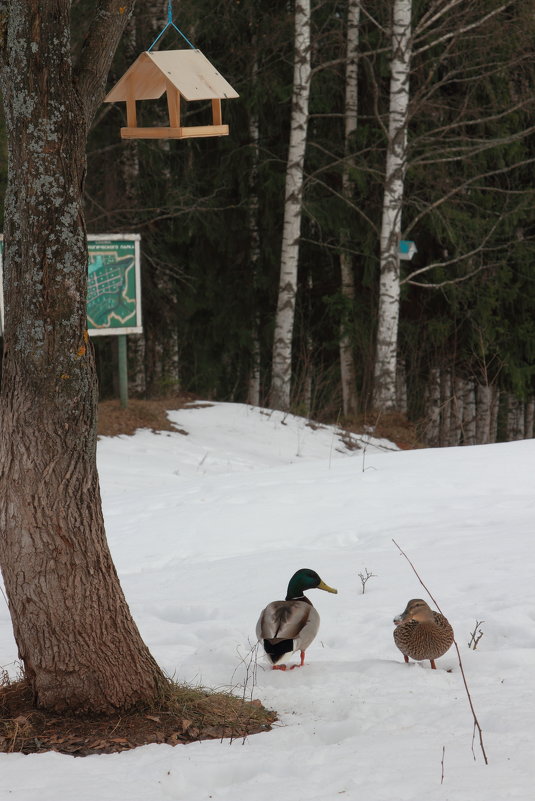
[339,0,361,419]
[373,0,412,411]
[270,0,311,411]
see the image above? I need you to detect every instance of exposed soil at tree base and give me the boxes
[0,679,276,757]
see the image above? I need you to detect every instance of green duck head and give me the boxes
[286,568,338,600]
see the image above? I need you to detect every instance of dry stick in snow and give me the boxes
[392,538,489,765]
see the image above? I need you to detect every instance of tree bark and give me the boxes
[462,379,477,445]
[246,29,262,408]
[424,367,440,445]
[506,394,524,441]
[450,376,464,446]
[489,387,500,443]
[439,369,452,446]
[339,0,361,419]
[270,0,311,411]
[373,0,412,411]
[525,398,534,439]
[476,383,492,444]
[0,1,165,714]
[118,5,147,398]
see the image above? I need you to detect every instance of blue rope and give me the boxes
[147,0,196,52]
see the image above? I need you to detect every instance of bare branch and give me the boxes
[304,174,379,235]
[358,568,377,594]
[413,2,514,57]
[404,156,535,235]
[409,97,535,146]
[392,539,489,765]
[468,621,485,650]
[406,264,491,289]
[414,0,465,38]
[74,0,135,126]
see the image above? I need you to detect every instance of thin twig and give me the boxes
[358,568,377,594]
[392,538,489,765]
[441,745,446,784]
[468,621,485,650]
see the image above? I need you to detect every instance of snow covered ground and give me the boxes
[0,401,533,801]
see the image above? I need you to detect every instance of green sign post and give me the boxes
[0,234,142,408]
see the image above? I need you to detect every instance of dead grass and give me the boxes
[97,393,205,438]
[98,396,421,450]
[0,675,276,756]
[341,411,423,450]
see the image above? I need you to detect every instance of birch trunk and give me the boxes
[373,0,412,411]
[0,1,165,714]
[339,0,361,419]
[270,0,311,411]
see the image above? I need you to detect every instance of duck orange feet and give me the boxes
[272,651,306,670]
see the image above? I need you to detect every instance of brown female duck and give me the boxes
[393,598,454,669]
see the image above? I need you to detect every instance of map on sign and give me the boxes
[0,234,142,337]
[87,237,142,335]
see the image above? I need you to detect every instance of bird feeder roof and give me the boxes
[104,49,239,103]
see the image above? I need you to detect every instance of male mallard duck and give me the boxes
[393,598,454,669]
[256,568,337,670]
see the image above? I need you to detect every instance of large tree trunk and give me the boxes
[269,0,311,411]
[338,0,361,419]
[373,0,412,411]
[0,1,165,714]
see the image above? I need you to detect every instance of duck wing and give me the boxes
[256,600,312,642]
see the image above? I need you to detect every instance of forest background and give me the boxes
[1,0,534,447]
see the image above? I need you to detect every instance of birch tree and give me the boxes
[270,0,311,411]
[339,0,361,418]
[373,0,412,411]
[0,0,166,714]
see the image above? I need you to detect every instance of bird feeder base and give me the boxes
[120,124,229,140]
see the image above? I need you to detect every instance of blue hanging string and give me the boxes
[147,0,196,52]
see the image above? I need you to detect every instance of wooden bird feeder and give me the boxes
[104,49,239,140]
